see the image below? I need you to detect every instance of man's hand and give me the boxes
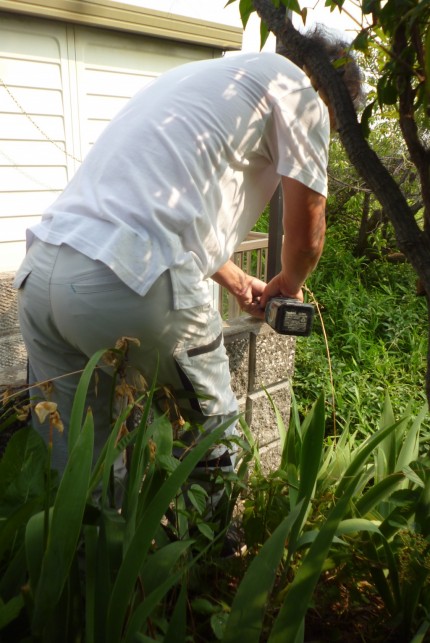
[236,275,266,319]
[260,273,304,309]
[211,261,266,320]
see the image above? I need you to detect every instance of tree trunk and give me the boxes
[252,0,430,404]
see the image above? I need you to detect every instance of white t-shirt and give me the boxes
[28,52,330,309]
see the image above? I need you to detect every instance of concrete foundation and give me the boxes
[224,316,295,471]
[0,273,27,387]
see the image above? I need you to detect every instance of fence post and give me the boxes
[267,187,283,280]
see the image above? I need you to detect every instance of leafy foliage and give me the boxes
[293,224,428,432]
[1,362,430,641]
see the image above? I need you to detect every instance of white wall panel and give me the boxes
[0,190,61,215]
[0,14,76,270]
[1,140,66,166]
[0,216,43,242]
[0,85,64,115]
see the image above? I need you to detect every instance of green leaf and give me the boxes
[31,410,94,634]
[0,594,24,629]
[268,416,401,643]
[83,525,98,643]
[101,406,133,508]
[360,100,375,139]
[265,386,287,454]
[377,76,398,106]
[211,611,229,640]
[280,0,302,14]
[335,416,404,500]
[107,419,234,643]
[164,582,187,643]
[0,498,43,563]
[294,529,345,549]
[402,464,425,488]
[282,393,301,504]
[260,20,270,50]
[410,619,430,643]
[239,0,255,29]
[152,412,174,458]
[0,543,27,599]
[124,537,211,643]
[355,471,404,516]
[191,597,220,615]
[141,540,193,597]
[364,536,399,612]
[188,484,208,515]
[68,347,110,452]
[0,428,48,511]
[288,394,325,554]
[123,370,159,539]
[239,416,262,474]
[157,454,180,473]
[335,517,383,536]
[379,490,419,539]
[352,29,369,52]
[415,475,430,536]
[196,520,214,540]
[378,393,397,473]
[362,0,379,15]
[396,403,427,471]
[298,394,325,503]
[25,508,51,591]
[222,501,303,643]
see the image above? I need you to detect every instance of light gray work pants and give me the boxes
[15,240,238,482]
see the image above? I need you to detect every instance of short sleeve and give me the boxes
[268,87,330,197]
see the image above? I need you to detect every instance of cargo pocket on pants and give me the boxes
[173,308,236,418]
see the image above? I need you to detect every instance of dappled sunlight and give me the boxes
[39,52,328,306]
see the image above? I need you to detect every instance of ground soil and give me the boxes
[304,570,422,643]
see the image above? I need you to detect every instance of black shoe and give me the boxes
[220,521,245,558]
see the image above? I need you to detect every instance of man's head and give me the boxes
[277,26,364,115]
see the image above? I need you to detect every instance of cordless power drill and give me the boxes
[265,298,314,337]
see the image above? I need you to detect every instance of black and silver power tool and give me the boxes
[265,297,314,336]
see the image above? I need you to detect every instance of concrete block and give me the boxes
[0,272,27,379]
[0,272,19,336]
[223,315,295,471]
[0,334,27,371]
[255,331,296,387]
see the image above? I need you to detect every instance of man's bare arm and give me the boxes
[260,177,326,306]
[211,260,266,318]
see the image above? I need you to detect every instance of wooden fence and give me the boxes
[219,232,269,320]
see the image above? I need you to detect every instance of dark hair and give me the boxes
[277,25,365,109]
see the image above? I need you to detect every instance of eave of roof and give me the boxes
[0,0,243,50]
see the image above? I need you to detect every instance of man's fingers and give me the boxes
[241,300,265,319]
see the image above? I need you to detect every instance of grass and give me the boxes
[292,222,428,436]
